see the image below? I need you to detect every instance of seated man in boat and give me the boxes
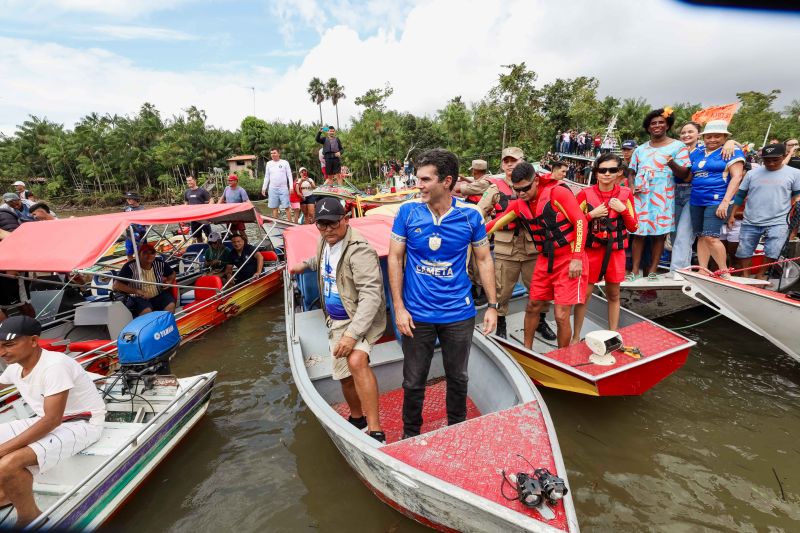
[388,149,498,439]
[229,233,264,284]
[203,231,233,279]
[486,162,588,349]
[113,243,177,316]
[290,197,387,443]
[0,315,106,527]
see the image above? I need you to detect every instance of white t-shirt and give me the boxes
[263,159,293,191]
[322,241,348,320]
[0,350,107,425]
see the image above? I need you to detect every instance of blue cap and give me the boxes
[622,140,637,150]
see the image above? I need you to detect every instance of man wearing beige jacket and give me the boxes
[290,197,387,444]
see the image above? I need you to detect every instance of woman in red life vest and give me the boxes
[572,154,638,344]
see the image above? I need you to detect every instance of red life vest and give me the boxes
[488,176,518,231]
[522,183,577,272]
[583,185,631,251]
[465,194,483,204]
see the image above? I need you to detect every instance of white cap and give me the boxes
[13,181,25,187]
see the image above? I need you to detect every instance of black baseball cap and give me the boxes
[314,197,346,221]
[762,143,786,158]
[124,191,141,201]
[621,140,638,150]
[0,315,42,340]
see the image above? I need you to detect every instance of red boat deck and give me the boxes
[382,402,570,531]
[333,378,481,444]
[543,321,689,377]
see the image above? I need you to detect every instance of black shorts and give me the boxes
[125,291,176,315]
[301,194,318,205]
[190,221,211,237]
[325,158,341,176]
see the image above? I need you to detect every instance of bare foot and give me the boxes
[569,337,581,346]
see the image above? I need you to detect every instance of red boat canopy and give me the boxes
[284,215,395,267]
[0,203,262,272]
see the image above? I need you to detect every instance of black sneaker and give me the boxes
[348,415,367,431]
[495,316,507,339]
[537,313,557,341]
[368,430,387,444]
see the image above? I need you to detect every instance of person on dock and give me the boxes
[296,167,316,224]
[220,175,249,233]
[316,126,344,186]
[229,233,264,284]
[572,154,638,343]
[123,191,146,261]
[627,108,690,281]
[261,148,294,222]
[203,231,232,279]
[388,148,498,439]
[290,197,386,443]
[114,243,177,316]
[184,175,213,242]
[478,147,556,341]
[732,143,800,279]
[486,162,588,349]
[0,315,105,527]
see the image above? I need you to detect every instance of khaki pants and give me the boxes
[495,256,535,316]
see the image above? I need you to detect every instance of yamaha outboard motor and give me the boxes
[117,312,180,391]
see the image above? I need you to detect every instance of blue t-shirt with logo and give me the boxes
[322,241,349,320]
[689,147,745,206]
[391,198,488,324]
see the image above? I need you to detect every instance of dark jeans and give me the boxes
[401,316,475,437]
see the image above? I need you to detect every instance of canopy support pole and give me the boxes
[129,226,144,287]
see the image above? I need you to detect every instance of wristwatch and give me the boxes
[487,302,499,309]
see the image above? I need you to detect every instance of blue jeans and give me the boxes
[401,317,475,437]
[735,223,789,259]
[560,141,570,153]
[670,184,693,270]
[690,204,729,238]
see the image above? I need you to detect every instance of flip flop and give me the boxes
[647,272,659,281]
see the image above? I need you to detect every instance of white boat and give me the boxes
[680,269,800,363]
[283,218,579,533]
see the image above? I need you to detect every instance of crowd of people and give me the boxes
[555,130,609,157]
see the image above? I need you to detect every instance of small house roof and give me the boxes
[227,155,257,162]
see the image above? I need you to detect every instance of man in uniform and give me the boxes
[478,147,556,341]
[455,159,491,203]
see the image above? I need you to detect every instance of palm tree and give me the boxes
[307,78,325,125]
[325,78,346,130]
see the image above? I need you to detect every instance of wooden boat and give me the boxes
[489,296,695,396]
[284,217,579,532]
[0,203,284,376]
[680,268,800,363]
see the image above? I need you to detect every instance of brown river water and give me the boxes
[97,295,800,533]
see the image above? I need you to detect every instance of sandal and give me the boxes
[624,272,638,282]
[647,272,659,281]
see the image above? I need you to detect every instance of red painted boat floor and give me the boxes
[382,402,569,531]
[543,321,688,377]
[332,378,481,444]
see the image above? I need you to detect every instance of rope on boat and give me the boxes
[682,255,800,278]
[669,313,722,331]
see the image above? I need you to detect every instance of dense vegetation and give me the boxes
[2,63,798,205]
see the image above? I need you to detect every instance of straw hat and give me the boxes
[700,120,731,136]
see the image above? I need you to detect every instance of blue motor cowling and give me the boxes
[117,311,180,372]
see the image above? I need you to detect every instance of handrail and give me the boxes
[26,374,212,529]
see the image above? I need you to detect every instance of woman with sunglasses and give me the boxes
[571,154,638,343]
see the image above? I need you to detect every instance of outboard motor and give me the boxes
[117,311,180,391]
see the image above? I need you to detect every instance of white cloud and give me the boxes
[1,0,799,137]
[91,25,196,41]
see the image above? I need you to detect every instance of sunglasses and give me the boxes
[596,167,620,174]
[315,219,342,230]
[512,183,533,193]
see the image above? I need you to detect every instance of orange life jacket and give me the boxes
[583,185,632,251]
[523,183,577,272]
[488,176,518,231]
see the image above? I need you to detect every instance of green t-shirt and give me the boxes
[203,245,231,272]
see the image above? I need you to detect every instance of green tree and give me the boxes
[325,78,346,130]
[307,77,326,125]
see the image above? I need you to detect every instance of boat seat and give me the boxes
[73,301,133,340]
[183,275,223,311]
[296,270,320,311]
[78,422,148,457]
[260,250,278,263]
[382,402,570,529]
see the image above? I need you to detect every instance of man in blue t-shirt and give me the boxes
[733,143,800,277]
[388,148,498,438]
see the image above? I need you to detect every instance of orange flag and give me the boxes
[691,103,739,125]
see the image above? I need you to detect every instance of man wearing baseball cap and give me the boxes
[113,243,177,316]
[477,147,556,341]
[290,197,387,443]
[0,315,105,526]
[456,159,491,203]
[0,193,25,231]
[203,231,233,279]
[732,143,800,277]
[12,181,35,202]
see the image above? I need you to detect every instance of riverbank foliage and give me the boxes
[2,64,798,204]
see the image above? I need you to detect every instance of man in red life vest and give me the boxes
[487,161,588,348]
[478,148,556,341]
[572,154,638,344]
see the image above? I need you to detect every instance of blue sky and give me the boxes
[1,0,798,135]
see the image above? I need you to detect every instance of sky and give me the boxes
[1,0,798,135]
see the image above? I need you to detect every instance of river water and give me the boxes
[98,293,800,533]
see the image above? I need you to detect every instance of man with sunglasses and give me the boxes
[487,162,588,348]
[290,197,387,443]
[478,147,556,341]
